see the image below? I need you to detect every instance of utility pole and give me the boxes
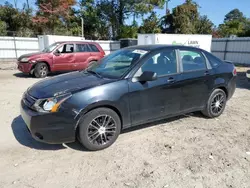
[166,0,171,14]
[81,17,84,39]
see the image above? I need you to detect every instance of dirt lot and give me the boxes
[0,68,250,188]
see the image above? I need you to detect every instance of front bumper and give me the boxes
[17,62,32,73]
[20,100,76,144]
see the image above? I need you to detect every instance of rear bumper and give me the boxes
[20,100,76,144]
[227,76,236,100]
[17,62,32,73]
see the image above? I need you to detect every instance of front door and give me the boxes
[128,48,181,126]
[178,48,212,111]
[53,43,75,71]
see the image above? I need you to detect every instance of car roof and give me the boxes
[126,45,204,52]
[56,41,98,44]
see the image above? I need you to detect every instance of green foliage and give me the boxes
[172,0,199,34]
[218,9,250,37]
[195,15,214,34]
[1,0,250,39]
[0,21,7,36]
[139,12,161,34]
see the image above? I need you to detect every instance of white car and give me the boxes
[247,70,250,81]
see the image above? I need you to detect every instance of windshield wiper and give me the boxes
[86,70,103,78]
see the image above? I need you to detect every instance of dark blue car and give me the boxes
[20,45,237,151]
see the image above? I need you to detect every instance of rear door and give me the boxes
[53,43,75,71]
[178,47,213,112]
[89,43,104,59]
[73,43,91,70]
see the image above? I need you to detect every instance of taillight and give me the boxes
[233,68,237,76]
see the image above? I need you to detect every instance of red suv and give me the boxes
[17,41,105,78]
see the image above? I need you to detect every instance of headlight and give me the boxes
[21,57,29,62]
[32,94,72,113]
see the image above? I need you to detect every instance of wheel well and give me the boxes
[77,105,123,128]
[217,86,228,98]
[32,61,51,72]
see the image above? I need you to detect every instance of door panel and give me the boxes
[73,43,91,70]
[53,44,75,71]
[128,75,181,125]
[180,71,210,111]
[178,48,212,111]
[128,48,181,125]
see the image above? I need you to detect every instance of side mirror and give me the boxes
[54,49,61,56]
[137,71,157,82]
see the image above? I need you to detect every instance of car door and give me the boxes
[178,48,213,112]
[73,43,91,70]
[89,43,104,59]
[53,43,75,71]
[128,48,182,126]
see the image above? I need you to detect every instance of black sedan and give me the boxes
[20,45,237,151]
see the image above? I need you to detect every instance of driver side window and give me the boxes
[135,49,177,77]
[57,44,74,53]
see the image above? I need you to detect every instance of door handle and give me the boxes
[167,77,175,83]
[204,71,210,75]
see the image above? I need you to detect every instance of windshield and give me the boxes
[42,42,61,53]
[87,49,148,79]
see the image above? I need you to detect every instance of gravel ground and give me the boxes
[0,69,250,188]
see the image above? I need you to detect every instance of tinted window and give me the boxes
[58,44,74,53]
[76,44,88,52]
[89,44,100,52]
[180,50,206,72]
[135,49,177,77]
[206,53,222,68]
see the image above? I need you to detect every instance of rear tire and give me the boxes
[78,108,121,151]
[202,89,227,118]
[34,63,49,78]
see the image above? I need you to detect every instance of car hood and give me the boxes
[18,52,47,61]
[28,71,114,98]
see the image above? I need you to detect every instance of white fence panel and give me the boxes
[0,36,121,62]
[212,37,250,65]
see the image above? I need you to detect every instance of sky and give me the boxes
[157,0,250,26]
[2,0,250,26]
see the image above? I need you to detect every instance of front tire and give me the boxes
[78,108,121,151]
[34,63,49,78]
[202,89,227,118]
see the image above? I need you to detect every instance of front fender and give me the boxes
[64,80,131,129]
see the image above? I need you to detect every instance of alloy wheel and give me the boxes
[211,93,225,115]
[87,115,116,146]
[40,66,47,77]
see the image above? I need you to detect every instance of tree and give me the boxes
[172,0,199,34]
[138,12,161,34]
[96,0,165,39]
[0,21,7,36]
[224,9,245,22]
[0,1,34,36]
[195,15,214,34]
[33,0,76,34]
[218,9,248,37]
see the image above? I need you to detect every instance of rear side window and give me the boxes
[89,44,100,52]
[205,53,222,68]
[180,50,207,72]
[75,44,89,52]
